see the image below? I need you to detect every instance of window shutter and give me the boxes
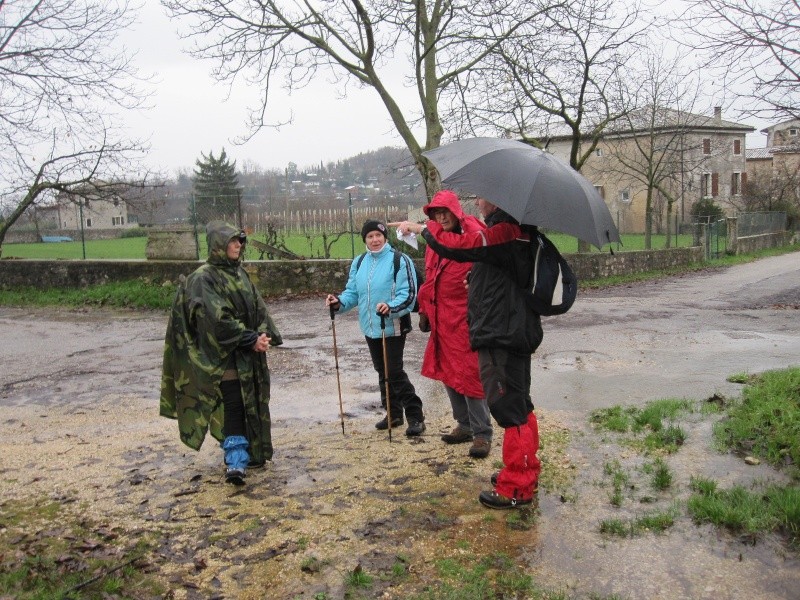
[711,173,719,197]
[733,139,741,154]
[742,172,748,193]
[703,139,711,154]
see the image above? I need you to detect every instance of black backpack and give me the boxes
[355,249,422,334]
[526,230,578,316]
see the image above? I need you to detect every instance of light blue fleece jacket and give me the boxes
[336,242,417,339]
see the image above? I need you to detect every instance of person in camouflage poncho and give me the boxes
[160,221,282,484]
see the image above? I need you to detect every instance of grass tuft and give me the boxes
[714,367,800,475]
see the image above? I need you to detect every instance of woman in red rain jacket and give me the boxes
[417,190,493,458]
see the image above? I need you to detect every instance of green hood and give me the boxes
[206,220,245,267]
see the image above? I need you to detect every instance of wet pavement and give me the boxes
[1,252,799,598]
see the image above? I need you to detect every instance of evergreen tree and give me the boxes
[193,149,242,224]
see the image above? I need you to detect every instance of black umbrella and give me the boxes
[423,137,621,248]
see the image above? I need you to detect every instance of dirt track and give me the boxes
[1,252,799,599]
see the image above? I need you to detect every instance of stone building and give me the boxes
[546,107,754,234]
[39,190,139,232]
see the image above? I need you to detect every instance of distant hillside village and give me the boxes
[10,113,800,241]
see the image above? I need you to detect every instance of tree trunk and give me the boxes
[0,183,46,258]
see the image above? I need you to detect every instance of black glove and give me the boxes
[239,330,259,348]
[418,313,431,333]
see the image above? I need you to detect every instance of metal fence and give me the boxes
[736,212,787,237]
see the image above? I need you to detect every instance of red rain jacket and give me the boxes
[418,191,485,398]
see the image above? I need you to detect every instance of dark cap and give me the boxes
[361,220,388,242]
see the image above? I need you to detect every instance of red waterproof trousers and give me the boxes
[479,348,541,501]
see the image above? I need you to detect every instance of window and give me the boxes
[595,148,603,157]
[701,173,711,198]
[86,218,93,228]
[790,128,798,137]
[733,139,741,155]
[731,172,741,196]
[112,216,125,226]
[619,189,630,203]
[703,138,711,154]
[594,185,605,199]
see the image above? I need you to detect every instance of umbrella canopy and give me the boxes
[423,137,621,248]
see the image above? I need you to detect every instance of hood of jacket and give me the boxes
[206,220,244,268]
[423,190,468,231]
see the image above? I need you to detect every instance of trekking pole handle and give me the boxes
[329,305,336,320]
[379,313,385,329]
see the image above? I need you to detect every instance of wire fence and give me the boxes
[2,209,791,261]
[736,211,787,237]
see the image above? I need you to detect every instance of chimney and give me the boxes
[714,106,722,122]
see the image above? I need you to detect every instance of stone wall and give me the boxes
[145,227,199,260]
[732,232,794,255]
[4,228,143,243]
[0,247,705,297]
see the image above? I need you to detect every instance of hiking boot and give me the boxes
[375,416,404,430]
[478,490,532,510]
[225,468,246,486]
[405,420,426,437]
[490,471,499,486]
[248,460,266,469]
[469,437,491,458]
[441,425,472,444]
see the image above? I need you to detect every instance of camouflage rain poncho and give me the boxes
[160,221,283,463]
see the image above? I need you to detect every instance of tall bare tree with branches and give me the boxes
[679,0,800,120]
[442,0,648,250]
[603,51,708,248]
[0,0,155,256]
[161,0,563,196]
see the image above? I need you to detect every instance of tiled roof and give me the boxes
[746,147,772,159]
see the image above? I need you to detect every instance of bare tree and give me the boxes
[0,0,154,256]
[161,0,561,196]
[603,51,707,248]
[680,0,800,120]
[441,0,648,250]
[476,0,645,166]
[740,155,800,225]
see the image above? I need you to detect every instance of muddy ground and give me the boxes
[1,252,799,599]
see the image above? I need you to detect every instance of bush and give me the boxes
[690,198,725,222]
[119,226,147,238]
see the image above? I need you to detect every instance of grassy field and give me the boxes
[2,230,697,260]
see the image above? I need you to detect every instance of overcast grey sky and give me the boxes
[122,1,419,176]
[122,1,770,177]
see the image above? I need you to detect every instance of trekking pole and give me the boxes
[329,305,346,435]
[379,313,393,443]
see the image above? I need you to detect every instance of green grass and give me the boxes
[590,398,692,454]
[688,476,800,544]
[0,279,178,310]
[647,458,673,491]
[0,498,163,599]
[713,367,800,476]
[410,553,538,600]
[1,231,701,260]
[603,460,631,507]
[599,508,678,537]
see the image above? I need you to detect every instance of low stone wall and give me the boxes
[0,246,705,297]
[4,228,143,243]
[733,232,794,255]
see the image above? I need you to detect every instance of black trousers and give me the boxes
[477,348,533,428]
[365,335,424,422]
[220,379,246,438]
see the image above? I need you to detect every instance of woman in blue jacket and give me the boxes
[325,220,426,436]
